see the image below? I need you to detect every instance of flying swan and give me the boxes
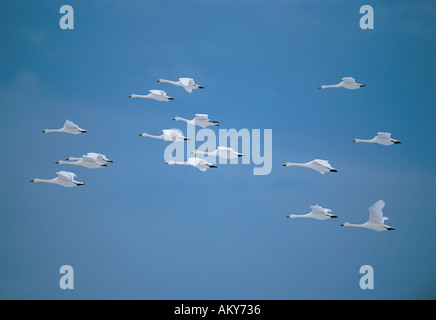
[66,153,113,164]
[173,114,219,128]
[30,171,85,187]
[166,157,217,172]
[287,205,337,220]
[140,129,189,142]
[319,77,366,90]
[192,146,244,159]
[42,120,88,135]
[341,200,395,232]
[129,90,174,101]
[354,132,401,146]
[158,77,204,93]
[283,159,337,174]
[56,153,109,169]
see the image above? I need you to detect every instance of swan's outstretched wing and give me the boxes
[149,90,165,96]
[313,159,333,168]
[217,146,233,152]
[342,77,356,84]
[179,78,194,87]
[369,200,386,224]
[377,132,391,139]
[64,120,79,129]
[57,171,77,181]
[310,205,331,214]
[162,129,180,137]
[195,114,209,120]
[82,154,99,162]
[86,152,102,159]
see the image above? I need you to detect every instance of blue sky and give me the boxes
[1,0,435,299]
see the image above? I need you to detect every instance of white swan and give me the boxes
[354,132,401,146]
[129,90,174,101]
[192,146,244,159]
[67,153,113,163]
[56,153,108,169]
[30,171,85,187]
[158,77,204,93]
[42,120,88,135]
[140,129,189,142]
[283,159,337,174]
[166,157,217,172]
[341,200,395,231]
[287,205,337,220]
[173,114,219,128]
[319,77,366,90]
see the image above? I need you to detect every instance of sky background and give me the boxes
[0,0,435,300]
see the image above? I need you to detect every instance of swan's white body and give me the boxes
[192,146,244,159]
[341,200,395,232]
[287,205,337,220]
[173,114,219,128]
[354,132,401,146]
[57,153,108,169]
[129,90,174,101]
[140,129,189,142]
[67,153,113,164]
[166,157,217,172]
[158,77,204,93]
[283,159,337,174]
[43,120,88,135]
[30,171,85,187]
[319,77,366,90]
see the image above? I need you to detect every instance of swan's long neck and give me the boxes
[141,132,163,139]
[194,150,214,156]
[159,79,180,86]
[130,94,150,99]
[321,84,341,89]
[354,139,374,143]
[43,129,63,133]
[67,157,82,161]
[174,117,190,123]
[288,214,311,218]
[285,163,307,168]
[342,222,366,228]
[33,178,57,184]
[57,160,81,165]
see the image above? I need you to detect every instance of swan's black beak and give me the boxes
[42,130,46,133]
[30,179,35,182]
[340,224,345,226]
